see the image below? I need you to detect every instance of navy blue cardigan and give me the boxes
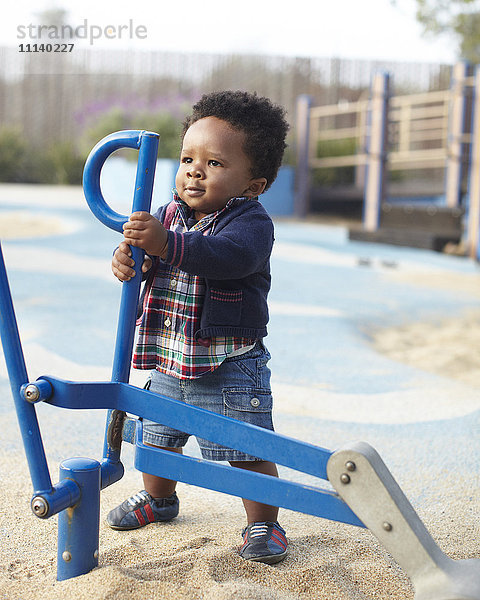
[152,198,274,340]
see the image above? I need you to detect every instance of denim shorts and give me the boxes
[142,341,274,461]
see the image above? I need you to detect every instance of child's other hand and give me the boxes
[112,241,152,282]
[123,212,168,257]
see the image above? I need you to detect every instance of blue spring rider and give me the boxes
[0,131,479,599]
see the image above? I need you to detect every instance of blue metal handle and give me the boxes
[83,129,160,482]
[83,129,159,385]
[83,130,157,232]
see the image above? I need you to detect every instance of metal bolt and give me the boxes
[383,521,393,532]
[31,496,48,517]
[340,473,351,484]
[62,551,72,562]
[345,461,356,472]
[24,384,40,402]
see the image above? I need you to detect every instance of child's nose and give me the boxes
[186,164,203,178]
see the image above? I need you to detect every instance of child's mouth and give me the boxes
[185,187,205,197]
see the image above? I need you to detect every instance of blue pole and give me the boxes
[82,130,159,485]
[0,243,81,518]
[111,131,159,384]
[466,65,480,260]
[57,458,101,581]
[0,243,53,495]
[294,94,312,218]
[102,132,159,486]
[363,71,390,231]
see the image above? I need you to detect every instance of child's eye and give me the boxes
[208,160,222,167]
[181,157,192,163]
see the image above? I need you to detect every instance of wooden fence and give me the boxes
[295,62,480,259]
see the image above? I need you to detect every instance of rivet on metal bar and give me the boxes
[21,379,53,404]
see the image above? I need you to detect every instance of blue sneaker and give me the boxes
[106,490,179,530]
[240,521,288,564]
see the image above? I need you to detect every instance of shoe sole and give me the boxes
[106,520,146,531]
[244,550,288,565]
[106,514,178,531]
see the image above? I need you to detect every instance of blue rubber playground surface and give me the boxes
[1,183,479,480]
[0,183,479,598]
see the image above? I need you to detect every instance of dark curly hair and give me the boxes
[182,90,289,192]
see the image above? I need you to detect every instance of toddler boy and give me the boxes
[107,90,289,564]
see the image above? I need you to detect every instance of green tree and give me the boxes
[34,7,71,31]
[411,0,480,63]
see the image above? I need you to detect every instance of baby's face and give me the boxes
[175,116,266,220]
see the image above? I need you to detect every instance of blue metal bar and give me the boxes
[0,245,81,519]
[57,458,101,581]
[0,243,53,495]
[0,130,160,521]
[31,478,80,520]
[37,376,362,527]
[82,129,159,384]
[110,131,159,384]
[83,129,159,482]
[134,427,364,528]
[39,377,333,481]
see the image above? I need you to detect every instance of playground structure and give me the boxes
[295,62,480,260]
[0,130,479,598]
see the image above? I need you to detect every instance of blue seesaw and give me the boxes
[0,130,479,599]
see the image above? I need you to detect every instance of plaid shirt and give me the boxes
[132,196,255,379]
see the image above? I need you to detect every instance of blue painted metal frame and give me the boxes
[0,245,81,516]
[0,243,51,493]
[0,128,365,582]
[27,375,363,527]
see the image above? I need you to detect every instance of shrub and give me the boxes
[45,143,85,184]
[312,138,357,186]
[80,107,183,161]
[0,128,28,182]
[0,127,85,184]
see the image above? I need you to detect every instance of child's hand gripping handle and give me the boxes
[83,130,159,479]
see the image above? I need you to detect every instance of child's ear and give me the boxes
[244,177,267,197]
